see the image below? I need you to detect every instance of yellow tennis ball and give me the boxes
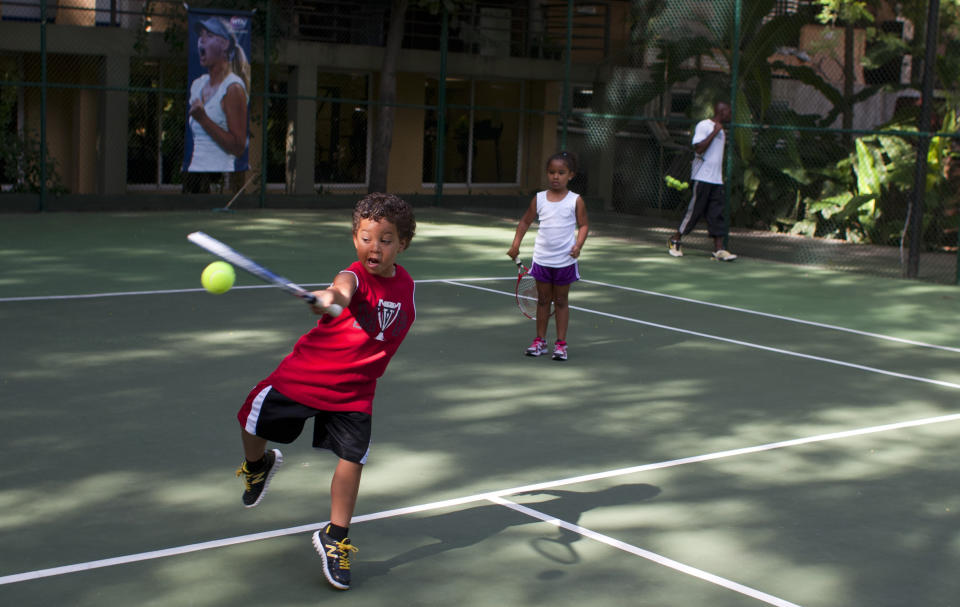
[201,261,235,294]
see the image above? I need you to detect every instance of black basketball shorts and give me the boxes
[239,384,371,464]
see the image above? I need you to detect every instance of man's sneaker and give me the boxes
[313,528,359,591]
[552,340,568,361]
[235,448,282,508]
[668,239,683,257]
[525,337,547,357]
[711,249,738,262]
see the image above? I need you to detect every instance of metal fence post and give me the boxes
[724,0,742,251]
[434,4,448,206]
[561,0,572,150]
[259,3,271,209]
[907,0,940,279]
[39,0,48,211]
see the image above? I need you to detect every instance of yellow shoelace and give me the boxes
[235,463,266,491]
[333,540,358,570]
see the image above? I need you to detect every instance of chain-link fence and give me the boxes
[1,0,959,282]
[557,1,960,283]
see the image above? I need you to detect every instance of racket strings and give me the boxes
[517,274,539,318]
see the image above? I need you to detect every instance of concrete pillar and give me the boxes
[99,53,129,195]
[291,63,317,195]
[590,79,615,211]
[386,73,424,193]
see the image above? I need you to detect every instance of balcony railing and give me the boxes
[0,0,618,62]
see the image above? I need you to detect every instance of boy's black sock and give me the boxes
[325,523,349,542]
[245,454,268,473]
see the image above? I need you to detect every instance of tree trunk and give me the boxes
[368,0,409,194]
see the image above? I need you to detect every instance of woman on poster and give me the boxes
[186,16,250,172]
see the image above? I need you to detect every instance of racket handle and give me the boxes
[302,293,342,317]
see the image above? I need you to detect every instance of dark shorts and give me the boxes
[529,261,580,286]
[677,181,727,238]
[239,384,371,464]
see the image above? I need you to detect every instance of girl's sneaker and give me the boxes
[552,340,568,361]
[525,337,547,357]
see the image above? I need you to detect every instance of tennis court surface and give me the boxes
[1,208,958,606]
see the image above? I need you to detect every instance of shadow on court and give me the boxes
[360,484,660,582]
[3,209,960,607]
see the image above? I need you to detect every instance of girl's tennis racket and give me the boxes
[187,231,342,316]
[512,257,552,320]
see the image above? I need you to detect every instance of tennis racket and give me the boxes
[187,231,342,316]
[512,257,550,320]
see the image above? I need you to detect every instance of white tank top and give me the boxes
[188,72,246,172]
[532,189,579,267]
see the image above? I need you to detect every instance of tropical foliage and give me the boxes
[619,0,960,250]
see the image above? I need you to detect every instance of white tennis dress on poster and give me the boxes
[187,72,246,172]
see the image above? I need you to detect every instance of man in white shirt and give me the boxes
[668,102,738,261]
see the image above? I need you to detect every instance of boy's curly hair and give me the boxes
[352,193,416,244]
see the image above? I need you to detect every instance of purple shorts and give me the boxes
[529,261,580,286]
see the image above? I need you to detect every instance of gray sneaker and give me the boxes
[711,249,738,262]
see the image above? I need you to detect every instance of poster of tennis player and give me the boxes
[183,9,253,173]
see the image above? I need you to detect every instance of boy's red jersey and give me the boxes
[263,261,415,414]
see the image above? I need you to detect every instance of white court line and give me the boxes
[0,285,300,302]
[4,410,959,586]
[490,496,802,607]
[581,279,960,354]
[444,281,960,391]
[4,274,957,355]
[6,274,955,355]
[0,278,501,303]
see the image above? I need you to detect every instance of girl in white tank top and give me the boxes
[506,151,589,361]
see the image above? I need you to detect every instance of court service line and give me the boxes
[444,281,960,391]
[4,410,959,587]
[0,278,501,303]
[5,275,957,356]
[490,496,802,607]
[0,285,286,302]
[581,279,960,354]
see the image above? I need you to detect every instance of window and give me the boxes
[0,55,21,190]
[127,59,188,187]
[315,72,369,185]
[471,80,521,183]
[423,78,522,185]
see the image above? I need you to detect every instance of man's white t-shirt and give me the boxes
[690,118,724,185]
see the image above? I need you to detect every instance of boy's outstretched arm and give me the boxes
[310,271,358,316]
